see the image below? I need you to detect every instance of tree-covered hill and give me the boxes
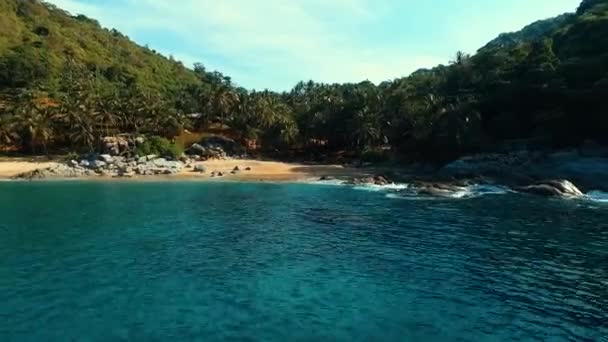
[0,0,200,96]
[480,14,574,52]
[0,0,606,163]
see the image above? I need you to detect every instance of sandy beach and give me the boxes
[0,157,374,182]
[0,158,61,179]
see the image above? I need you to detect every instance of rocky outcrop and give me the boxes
[516,180,584,198]
[15,155,185,180]
[346,175,392,186]
[187,143,227,160]
[101,136,144,156]
[186,136,245,160]
[439,148,608,191]
[440,151,542,179]
[410,181,469,197]
[541,153,608,192]
[15,164,91,180]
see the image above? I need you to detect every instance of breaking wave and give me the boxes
[586,191,608,203]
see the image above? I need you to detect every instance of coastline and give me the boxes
[0,157,377,183]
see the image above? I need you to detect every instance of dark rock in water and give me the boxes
[517,180,584,198]
[439,150,608,191]
[374,175,391,186]
[347,175,392,186]
[544,156,608,192]
[411,181,468,197]
[319,175,334,181]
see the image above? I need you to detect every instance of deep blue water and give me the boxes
[0,181,607,341]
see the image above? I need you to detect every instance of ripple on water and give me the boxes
[0,182,606,341]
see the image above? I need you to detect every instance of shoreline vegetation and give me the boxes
[1,0,607,199]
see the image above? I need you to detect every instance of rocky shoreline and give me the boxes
[15,154,188,180]
[321,146,608,200]
[14,135,250,180]
[438,147,608,192]
[9,139,608,201]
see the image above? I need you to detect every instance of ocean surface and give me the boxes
[0,181,607,341]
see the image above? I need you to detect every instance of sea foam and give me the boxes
[586,191,608,203]
[386,184,510,200]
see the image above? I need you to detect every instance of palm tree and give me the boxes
[15,104,56,155]
[0,114,18,148]
[212,86,239,126]
[94,92,121,138]
[57,94,98,151]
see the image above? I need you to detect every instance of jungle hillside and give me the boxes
[0,0,607,163]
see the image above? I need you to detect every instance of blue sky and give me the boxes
[48,0,580,90]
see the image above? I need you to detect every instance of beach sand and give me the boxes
[0,157,374,182]
[180,159,373,181]
[0,158,61,179]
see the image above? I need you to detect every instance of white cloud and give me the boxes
[45,0,445,90]
[46,0,577,90]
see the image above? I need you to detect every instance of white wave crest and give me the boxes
[386,184,510,200]
[586,191,608,203]
[309,179,345,186]
[352,183,409,192]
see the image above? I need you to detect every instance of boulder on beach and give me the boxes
[194,165,206,173]
[90,160,107,169]
[101,136,145,156]
[14,164,88,180]
[186,136,243,159]
[99,154,114,163]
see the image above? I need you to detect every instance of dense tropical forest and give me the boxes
[0,0,607,163]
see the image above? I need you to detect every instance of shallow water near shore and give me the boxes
[1,181,607,341]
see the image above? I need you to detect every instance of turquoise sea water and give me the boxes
[0,181,607,341]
